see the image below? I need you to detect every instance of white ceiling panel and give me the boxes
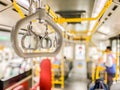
[0,0,28,27]
[45,0,95,17]
[93,1,120,40]
[0,6,21,26]
[92,32,108,40]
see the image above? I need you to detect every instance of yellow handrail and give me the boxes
[96,66,106,79]
[57,0,112,23]
[88,0,112,36]
[13,0,25,18]
[12,1,56,33]
[92,67,95,82]
[46,5,58,21]
[12,0,112,39]
[52,59,64,89]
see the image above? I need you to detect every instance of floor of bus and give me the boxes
[54,67,88,90]
[54,69,120,90]
[64,70,87,90]
[111,81,120,90]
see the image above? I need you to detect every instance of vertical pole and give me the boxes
[86,40,89,80]
[104,72,107,84]
[52,66,55,88]
[32,59,34,87]
[116,37,119,81]
[92,67,95,82]
[86,40,89,62]
[61,42,64,89]
[96,66,99,79]
[73,43,75,68]
[119,35,120,78]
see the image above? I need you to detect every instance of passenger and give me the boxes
[103,46,116,90]
[90,78,108,90]
[64,56,70,79]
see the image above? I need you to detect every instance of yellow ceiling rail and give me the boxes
[89,0,112,36]
[12,0,112,40]
[13,1,55,32]
[46,5,58,21]
[57,0,112,23]
[68,29,88,34]
[91,21,100,34]
[12,1,58,20]
[60,0,112,39]
[73,36,89,40]
[86,36,91,41]
[12,0,112,24]
[13,0,25,18]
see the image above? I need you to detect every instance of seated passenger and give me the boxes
[90,78,108,90]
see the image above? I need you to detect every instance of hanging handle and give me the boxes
[21,33,39,50]
[11,8,63,58]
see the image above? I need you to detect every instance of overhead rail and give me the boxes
[11,8,63,58]
[12,1,57,20]
[13,0,25,18]
[12,0,112,42]
[13,0,112,23]
[45,0,112,41]
[45,0,112,39]
[67,0,112,37]
[46,5,58,21]
[56,0,112,23]
[89,22,100,37]
[12,1,57,33]
[88,0,112,36]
